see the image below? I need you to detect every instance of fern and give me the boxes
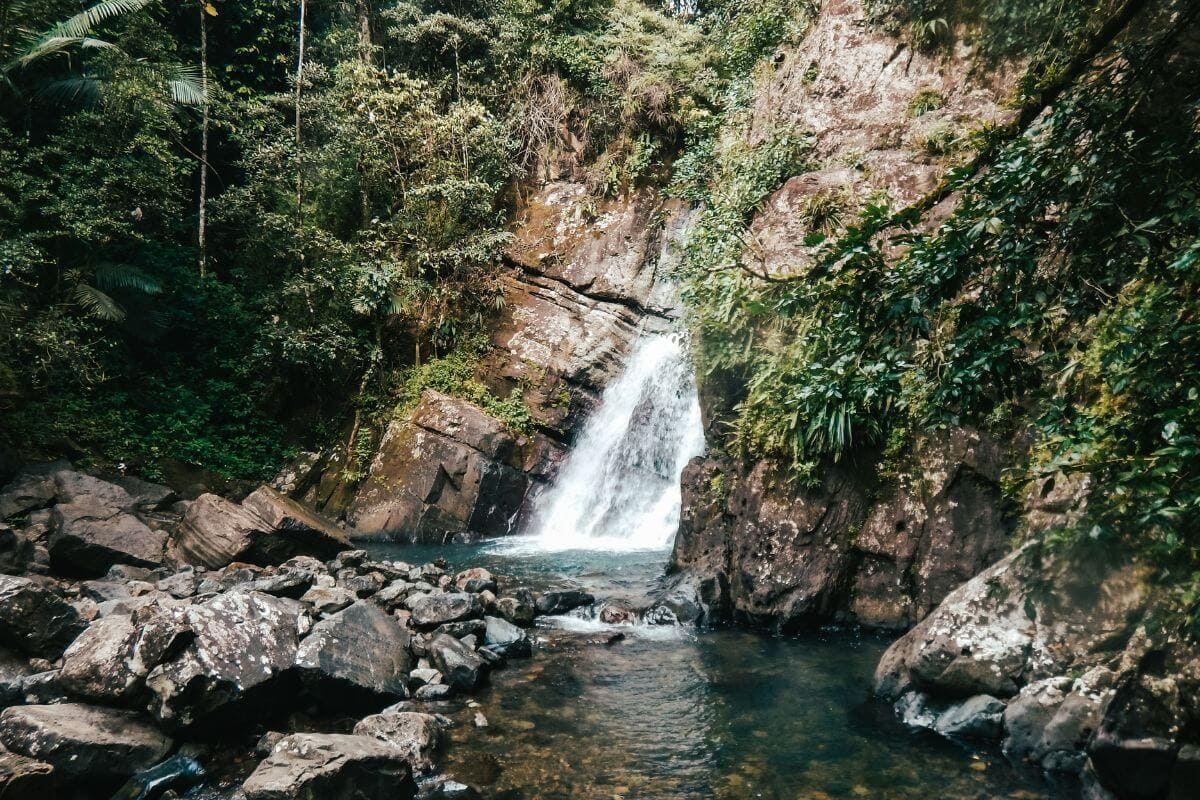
[73,283,126,322]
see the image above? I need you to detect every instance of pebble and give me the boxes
[474,711,488,728]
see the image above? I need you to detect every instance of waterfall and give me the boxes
[513,333,705,552]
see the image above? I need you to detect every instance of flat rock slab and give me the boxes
[295,601,411,707]
[242,733,416,800]
[0,703,172,779]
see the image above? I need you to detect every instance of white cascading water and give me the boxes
[509,333,705,552]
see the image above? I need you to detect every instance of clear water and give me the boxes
[367,541,1068,800]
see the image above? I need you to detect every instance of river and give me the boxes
[363,333,1070,800]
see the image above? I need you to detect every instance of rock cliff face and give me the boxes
[300,183,690,543]
[669,427,1013,630]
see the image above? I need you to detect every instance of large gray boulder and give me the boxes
[0,703,172,779]
[242,733,417,800]
[428,634,487,693]
[295,601,411,707]
[0,575,86,658]
[173,494,273,568]
[353,710,442,773]
[409,593,481,629]
[49,497,167,576]
[60,604,190,705]
[145,590,303,730]
[174,492,349,570]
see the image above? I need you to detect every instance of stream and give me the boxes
[365,334,1069,800]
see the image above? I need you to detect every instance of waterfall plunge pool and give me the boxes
[365,333,1068,799]
[364,541,1068,800]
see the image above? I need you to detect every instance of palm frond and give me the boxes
[73,283,126,321]
[10,0,156,70]
[39,0,157,43]
[18,35,116,66]
[94,263,161,294]
[32,75,101,106]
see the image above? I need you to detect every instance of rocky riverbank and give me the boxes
[0,461,595,798]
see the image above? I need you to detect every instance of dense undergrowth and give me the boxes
[675,0,1200,621]
[0,0,708,480]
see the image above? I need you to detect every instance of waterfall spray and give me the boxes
[506,333,705,552]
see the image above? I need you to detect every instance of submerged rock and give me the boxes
[110,754,205,800]
[483,616,531,658]
[0,703,172,779]
[241,733,417,800]
[534,589,593,616]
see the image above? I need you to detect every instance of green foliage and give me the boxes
[680,9,1200,627]
[906,87,946,117]
[396,336,534,434]
[5,0,683,478]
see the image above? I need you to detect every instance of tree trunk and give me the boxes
[356,0,373,65]
[295,0,306,221]
[197,0,209,277]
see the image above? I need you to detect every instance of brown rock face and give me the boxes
[346,391,557,542]
[174,490,348,568]
[668,428,1012,631]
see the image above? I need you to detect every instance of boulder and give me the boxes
[145,591,302,730]
[428,634,487,693]
[483,616,531,659]
[240,487,351,561]
[535,589,593,616]
[48,497,167,576]
[345,392,538,542]
[242,733,417,800]
[875,547,1148,702]
[0,464,63,520]
[173,494,273,568]
[0,575,86,658]
[300,586,356,616]
[934,694,1005,740]
[250,570,314,599]
[0,749,55,796]
[352,711,442,772]
[0,649,32,706]
[295,601,411,707]
[1089,668,1184,799]
[60,605,190,705]
[410,593,482,629]
[176,493,350,571]
[0,703,171,779]
[454,568,496,594]
[495,594,535,626]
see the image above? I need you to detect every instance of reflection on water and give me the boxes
[366,543,1068,800]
